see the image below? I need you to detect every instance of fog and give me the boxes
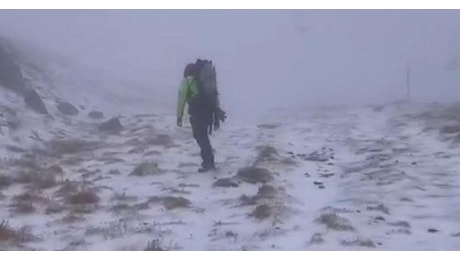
[1,10,460,119]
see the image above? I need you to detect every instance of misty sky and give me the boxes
[1,10,460,119]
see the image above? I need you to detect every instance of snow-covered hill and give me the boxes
[2,38,460,250]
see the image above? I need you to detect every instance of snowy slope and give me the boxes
[3,97,460,250]
[2,39,460,250]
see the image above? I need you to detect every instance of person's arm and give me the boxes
[177,77,190,124]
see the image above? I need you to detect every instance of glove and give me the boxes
[216,108,227,122]
[177,117,182,127]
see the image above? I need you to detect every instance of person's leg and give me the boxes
[190,116,215,169]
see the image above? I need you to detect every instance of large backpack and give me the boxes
[195,59,219,111]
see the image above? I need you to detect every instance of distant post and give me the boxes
[406,64,411,102]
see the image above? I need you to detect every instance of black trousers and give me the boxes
[190,115,214,167]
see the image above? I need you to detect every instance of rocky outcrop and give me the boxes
[0,44,26,95]
[23,89,48,115]
[98,117,123,133]
[57,102,79,116]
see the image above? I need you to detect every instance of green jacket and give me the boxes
[177,76,199,120]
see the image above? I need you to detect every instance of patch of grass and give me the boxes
[45,202,67,215]
[0,175,12,188]
[144,239,166,251]
[0,221,36,245]
[257,123,280,130]
[54,181,80,198]
[341,238,376,248]
[389,221,411,229]
[239,195,259,206]
[0,220,18,242]
[111,192,138,202]
[316,213,355,231]
[367,204,390,215]
[9,202,36,215]
[441,125,460,134]
[255,145,279,163]
[110,204,135,215]
[256,184,277,199]
[213,178,239,188]
[47,139,100,155]
[309,233,325,245]
[14,171,57,189]
[5,145,25,153]
[67,190,100,205]
[10,158,39,169]
[12,192,48,204]
[61,214,86,224]
[237,167,273,184]
[161,196,191,210]
[130,161,162,176]
[252,204,272,220]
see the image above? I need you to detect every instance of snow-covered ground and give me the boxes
[3,38,460,250]
[2,96,460,250]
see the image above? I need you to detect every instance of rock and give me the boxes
[313,181,324,185]
[23,89,48,114]
[98,117,123,133]
[375,216,386,221]
[57,102,79,116]
[0,45,26,94]
[88,111,104,119]
[428,228,439,233]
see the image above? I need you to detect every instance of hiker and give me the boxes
[176,59,226,172]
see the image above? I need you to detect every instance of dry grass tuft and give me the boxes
[67,190,100,205]
[316,213,355,231]
[47,139,100,155]
[13,171,57,189]
[237,167,273,184]
[255,145,279,163]
[0,175,12,188]
[0,220,18,242]
[0,221,36,245]
[256,185,277,199]
[162,196,191,210]
[213,178,239,188]
[441,125,460,134]
[9,202,36,215]
[130,161,162,176]
[341,238,376,248]
[252,204,272,220]
[144,239,166,251]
